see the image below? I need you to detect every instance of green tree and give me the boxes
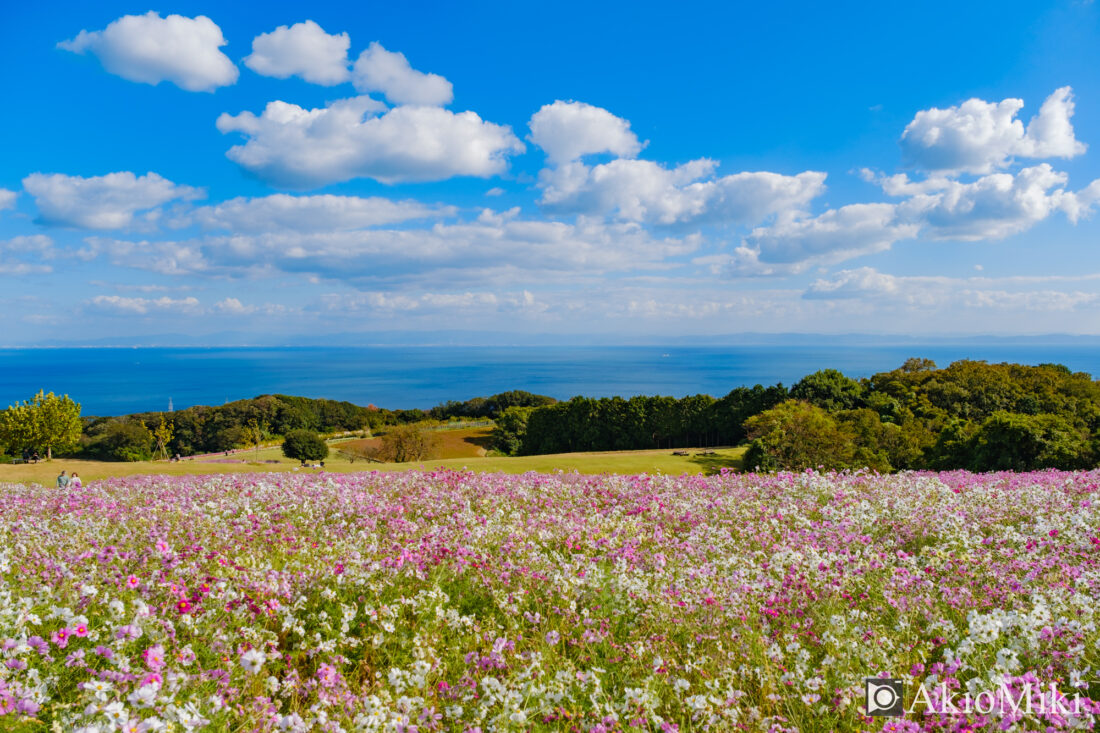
[0,402,36,457]
[281,429,329,463]
[0,391,82,460]
[245,418,268,454]
[84,420,154,461]
[490,407,532,455]
[790,369,865,412]
[968,411,1092,471]
[377,424,440,463]
[743,400,856,471]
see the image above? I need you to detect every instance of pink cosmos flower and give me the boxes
[73,623,89,637]
[143,644,165,670]
[317,663,339,688]
[51,628,69,648]
[126,575,139,589]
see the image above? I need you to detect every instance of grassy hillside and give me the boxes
[0,445,745,485]
[337,426,494,460]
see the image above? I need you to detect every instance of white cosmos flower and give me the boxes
[240,648,266,674]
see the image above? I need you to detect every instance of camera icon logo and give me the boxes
[865,678,904,716]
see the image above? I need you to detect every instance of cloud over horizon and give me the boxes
[8,2,1100,344]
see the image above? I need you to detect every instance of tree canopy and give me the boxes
[281,429,329,463]
[0,391,82,459]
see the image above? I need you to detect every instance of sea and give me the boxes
[2,343,1100,416]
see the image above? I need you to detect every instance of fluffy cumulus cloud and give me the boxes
[22,172,203,229]
[901,87,1086,174]
[529,101,643,165]
[897,164,1099,240]
[58,12,238,92]
[244,20,351,85]
[540,159,826,226]
[190,194,454,232]
[732,203,919,275]
[0,189,16,211]
[87,295,202,315]
[740,163,1100,274]
[351,42,453,106]
[217,97,523,187]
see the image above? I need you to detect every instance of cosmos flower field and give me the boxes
[2,470,1100,732]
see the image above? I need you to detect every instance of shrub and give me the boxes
[377,424,440,463]
[281,429,329,463]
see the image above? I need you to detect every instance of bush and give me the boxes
[83,421,154,462]
[377,424,440,463]
[281,429,329,463]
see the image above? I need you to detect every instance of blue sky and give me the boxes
[3,1,1100,344]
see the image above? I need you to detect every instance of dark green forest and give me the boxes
[492,359,1100,472]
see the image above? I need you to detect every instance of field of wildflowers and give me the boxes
[1,469,1099,732]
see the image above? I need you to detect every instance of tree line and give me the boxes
[5,360,1100,472]
[0,390,557,463]
[490,359,1100,472]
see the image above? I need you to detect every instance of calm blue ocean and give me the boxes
[2,344,1099,416]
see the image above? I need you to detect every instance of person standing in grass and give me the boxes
[56,470,69,489]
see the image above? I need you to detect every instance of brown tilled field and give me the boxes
[337,426,494,460]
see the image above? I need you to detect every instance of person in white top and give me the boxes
[70,472,83,489]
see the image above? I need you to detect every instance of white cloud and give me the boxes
[901,87,1086,174]
[22,172,203,229]
[0,235,55,275]
[85,211,695,286]
[897,164,1094,240]
[539,158,826,226]
[217,97,523,187]
[804,267,944,302]
[0,264,52,276]
[351,42,453,106]
[190,193,454,232]
[84,237,211,277]
[529,101,643,165]
[87,295,202,315]
[244,20,351,85]
[734,203,919,274]
[59,12,238,92]
[805,267,1100,312]
[2,234,54,256]
[0,189,16,211]
[739,165,1100,274]
[323,289,532,314]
